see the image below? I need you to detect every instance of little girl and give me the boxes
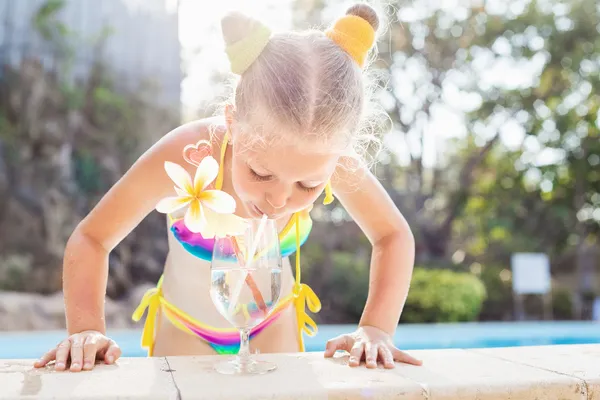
[34,3,422,372]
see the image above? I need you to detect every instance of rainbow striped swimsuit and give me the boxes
[132,135,322,356]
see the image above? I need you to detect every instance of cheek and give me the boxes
[231,164,259,200]
[290,186,325,209]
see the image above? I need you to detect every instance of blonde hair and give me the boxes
[219,3,388,168]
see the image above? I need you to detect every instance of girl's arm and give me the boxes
[332,159,415,335]
[64,120,213,334]
[324,158,420,368]
[35,120,215,372]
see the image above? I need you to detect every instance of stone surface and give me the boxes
[0,358,178,399]
[402,348,586,399]
[475,344,600,399]
[166,353,426,400]
[0,345,598,399]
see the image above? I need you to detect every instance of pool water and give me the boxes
[0,321,598,359]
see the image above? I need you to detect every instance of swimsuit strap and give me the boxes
[292,211,321,351]
[214,130,230,190]
[294,213,302,292]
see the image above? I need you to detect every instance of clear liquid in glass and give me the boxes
[209,218,282,375]
[210,267,281,329]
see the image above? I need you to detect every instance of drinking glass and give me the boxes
[209,217,282,375]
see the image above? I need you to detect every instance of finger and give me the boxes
[82,335,99,370]
[34,348,57,368]
[324,338,341,358]
[392,348,423,366]
[364,343,378,369]
[348,341,364,367]
[378,346,395,369]
[104,340,122,364]
[55,339,71,371]
[324,336,351,358]
[70,336,84,372]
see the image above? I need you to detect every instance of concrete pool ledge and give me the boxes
[1,344,599,399]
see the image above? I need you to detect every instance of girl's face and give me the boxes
[229,132,339,219]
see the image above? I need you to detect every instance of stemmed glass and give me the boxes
[209,217,283,375]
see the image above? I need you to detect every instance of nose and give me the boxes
[265,185,290,210]
[265,194,286,209]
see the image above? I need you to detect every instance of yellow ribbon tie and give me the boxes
[292,213,322,351]
[293,283,322,351]
[131,287,161,352]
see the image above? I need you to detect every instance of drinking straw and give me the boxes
[227,215,268,315]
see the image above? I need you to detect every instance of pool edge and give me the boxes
[0,343,598,399]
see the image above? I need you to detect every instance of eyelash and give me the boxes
[298,184,318,193]
[249,168,319,193]
[249,168,271,182]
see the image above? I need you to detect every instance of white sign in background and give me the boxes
[511,253,552,295]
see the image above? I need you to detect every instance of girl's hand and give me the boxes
[33,330,121,372]
[323,325,422,369]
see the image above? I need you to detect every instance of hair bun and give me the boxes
[346,4,379,32]
[324,3,379,67]
[221,12,272,75]
[221,11,261,46]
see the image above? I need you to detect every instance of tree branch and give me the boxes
[438,134,500,241]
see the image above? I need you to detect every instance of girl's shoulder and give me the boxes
[170,116,227,149]
[156,116,228,164]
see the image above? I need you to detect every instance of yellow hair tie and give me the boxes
[225,23,272,75]
[325,15,375,68]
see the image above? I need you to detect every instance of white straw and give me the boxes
[227,214,268,315]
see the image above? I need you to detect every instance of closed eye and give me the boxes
[297,182,320,193]
[249,167,272,182]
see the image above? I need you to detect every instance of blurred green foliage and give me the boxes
[1,0,599,326]
[0,0,177,296]
[401,268,487,323]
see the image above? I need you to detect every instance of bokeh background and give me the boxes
[0,0,598,342]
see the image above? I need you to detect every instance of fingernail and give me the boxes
[56,362,65,369]
[107,355,114,363]
[71,363,80,369]
[84,362,92,369]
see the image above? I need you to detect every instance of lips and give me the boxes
[249,203,281,219]
[247,203,264,218]
[252,204,264,216]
